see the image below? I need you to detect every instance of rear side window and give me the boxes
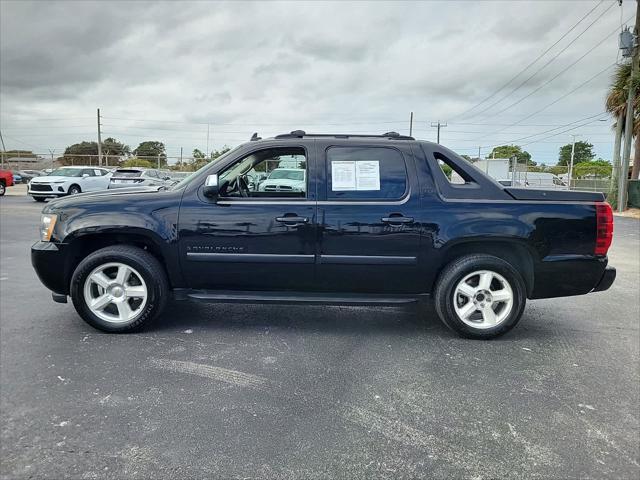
[82,169,95,176]
[326,146,407,200]
[434,152,475,185]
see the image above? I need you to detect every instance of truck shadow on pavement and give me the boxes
[148,299,556,341]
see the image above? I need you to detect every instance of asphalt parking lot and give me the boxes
[1,194,638,479]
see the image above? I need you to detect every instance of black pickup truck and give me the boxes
[31,131,615,339]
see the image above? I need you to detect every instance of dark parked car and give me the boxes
[108,168,173,189]
[17,169,44,183]
[31,131,615,339]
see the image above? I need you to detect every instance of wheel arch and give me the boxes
[434,238,537,297]
[63,230,181,293]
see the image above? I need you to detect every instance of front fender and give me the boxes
[45,190,184,288]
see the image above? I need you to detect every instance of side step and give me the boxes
[178,289,425,306]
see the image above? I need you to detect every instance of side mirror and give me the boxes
[82,173,90,178]
[203,174,219,198]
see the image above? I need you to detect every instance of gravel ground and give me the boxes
[1,194,638,479]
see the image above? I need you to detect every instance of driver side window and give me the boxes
[219,147,307,199]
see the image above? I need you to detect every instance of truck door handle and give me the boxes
[381,215,414,224]
[276,215,308,225]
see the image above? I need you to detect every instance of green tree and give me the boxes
[63,141,99,165]
[121,158,155,168]
[606,61,640,180]
[190,146,232,170]
[573,159,612,178]
[557,141,594,166]
[210,146,231,161]
[487,145,534,165]
[62,138,129,165]
[133,141,166,164]
[102,137,130,158]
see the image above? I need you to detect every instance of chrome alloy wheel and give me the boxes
[453,270,514,329]
[83,262,148,324]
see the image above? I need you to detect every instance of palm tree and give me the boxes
[606,62,640,180]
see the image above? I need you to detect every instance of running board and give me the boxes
[178,289,425,306]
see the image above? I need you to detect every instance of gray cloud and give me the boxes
[0,0,622,163]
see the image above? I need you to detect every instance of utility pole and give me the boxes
[206,124,210,157]
[478,146,481,160]
[0,129,6,169]
[568,134,580,189]
[430,121,447,144]
[617,0,639,211]
[180,147,183,167]
[610,110,625,200]
[48,149,55,170]
[409,112,414,137]
[157,154,160,170]
[97,108,102,167]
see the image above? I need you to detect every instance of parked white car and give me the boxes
[108,168,173,189]
[257,168,306,193]
[28,166,112,202]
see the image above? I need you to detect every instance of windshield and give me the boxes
[169,146,239,190]
[268,169,304,181]
[49,168,83,177]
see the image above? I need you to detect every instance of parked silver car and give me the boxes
[108,168,173,189]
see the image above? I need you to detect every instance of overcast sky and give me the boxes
[0,0,633,164]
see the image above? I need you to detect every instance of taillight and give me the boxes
[595,202,613,256]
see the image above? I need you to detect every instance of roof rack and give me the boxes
[274,130,415,140]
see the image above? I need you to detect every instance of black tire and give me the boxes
[433,254,526,339]
[34,197,46,202]
[0,181,5,196]
[68,185,81,195]
[70,245,169,333]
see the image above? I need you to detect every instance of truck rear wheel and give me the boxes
[70,245,169,333]
[434,254,526,339]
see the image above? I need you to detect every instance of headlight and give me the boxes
[52,181,66,184]
[40,214,57,241]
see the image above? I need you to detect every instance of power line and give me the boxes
[469,9,624,121]
[449,0,607,121]
[101,116,410,126]
[482,112,607,149]
[469,60,618,144]
[520,117,608,147]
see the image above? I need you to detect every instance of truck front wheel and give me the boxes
[434,254,526,339]
[70,245,169,332]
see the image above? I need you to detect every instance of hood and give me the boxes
[45,185,162,209]
[31,175,69,183]
[262,178,305,186]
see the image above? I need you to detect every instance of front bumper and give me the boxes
[29,191,66,199]
[31,241,70,295]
